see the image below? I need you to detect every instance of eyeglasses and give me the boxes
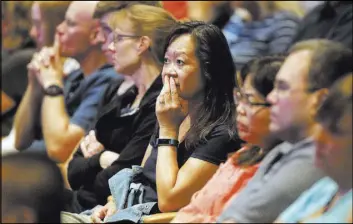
[113,32,141,43]
[234,90,271,107]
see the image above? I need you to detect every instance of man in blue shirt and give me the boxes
[13,1,122,163]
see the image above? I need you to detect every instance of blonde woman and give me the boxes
[63,2,174,214]
[61,4,177,222]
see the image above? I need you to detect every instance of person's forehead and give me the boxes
[66,1,98,22]
[100,13,110,25]
[242,75,257,94]
[167,34,195,55]
[276,50,312,85]
[110,15,136,34]
[31,2,41,20]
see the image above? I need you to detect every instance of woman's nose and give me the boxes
[108,42,115,53]
[163,65,177,78]
[236,102,246,116]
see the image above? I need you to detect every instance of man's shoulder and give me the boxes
[89,64,123,82]
[280,138,315,156]
[258,139,316,173]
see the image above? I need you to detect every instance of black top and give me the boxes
[289,1,352,49]
[66,75,162,212]
[141,125,243,203]
[1,48,36,136]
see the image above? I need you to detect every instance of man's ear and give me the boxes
[314,88,329,108]
[137,36,152,55]
[310,88,329,119]
[90,23,102,46]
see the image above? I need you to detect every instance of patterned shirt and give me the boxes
[223,11,300,71]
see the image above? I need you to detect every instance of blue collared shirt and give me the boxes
[277,177,352,223]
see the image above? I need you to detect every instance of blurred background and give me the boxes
[2,1,323,57]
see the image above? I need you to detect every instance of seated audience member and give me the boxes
[300,1,324,15]
[217,39,352,223]
[187,1,229,24]
[61,21,242,223]
[289,1,352,50]
[13,1,122,162]
[1,1,71,138]
[2,153,64,223]
[64,3,176,213]
[222,1,303,71]
[172,55,285,223]
[275,73,352,222]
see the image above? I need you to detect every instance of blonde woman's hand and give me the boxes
[80,130,105,158]
[99,151,120,169]
[156,76,188,137]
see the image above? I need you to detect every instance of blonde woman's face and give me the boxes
[109,18,142,75]
[236,75,271,145]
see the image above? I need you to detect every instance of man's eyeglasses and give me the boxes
[234,90,271,107]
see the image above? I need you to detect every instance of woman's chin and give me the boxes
[238,132,250,141]
[114,65,125,75]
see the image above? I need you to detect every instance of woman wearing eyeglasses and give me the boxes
[62,3,176,215]
[62,20,244,223]
[171,55,284,223]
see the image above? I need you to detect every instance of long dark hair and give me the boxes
[236,55,285,166]
[162,21,237,148]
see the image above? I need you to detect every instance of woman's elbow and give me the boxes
[158,201,175,213]
[14,137,31,151]
[158,197,182,213]
[47,144,70,163]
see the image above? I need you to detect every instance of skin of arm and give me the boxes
[37,47,85,163]
[14,69,44,150]
[141,144,153,167]
[41,81,85,163]
[156,129,219,212]
[155,76,221,212]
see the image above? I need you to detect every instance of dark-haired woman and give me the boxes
[172,55,285,223]
[74,20,244,223]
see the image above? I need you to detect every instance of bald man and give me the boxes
[13,1,122,163]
